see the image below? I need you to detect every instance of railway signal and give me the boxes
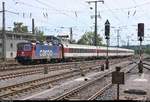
[137,23,144,73]
[105,19,110,38]
[112,66,125,100]
[138,23,144,40]
[105,19,110,69]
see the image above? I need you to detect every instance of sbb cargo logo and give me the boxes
[40,50,53,57]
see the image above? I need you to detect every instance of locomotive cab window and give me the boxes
[24,44,32,51]
[17,44,24,50]
[17,43,32,51]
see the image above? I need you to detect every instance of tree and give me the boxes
[35,27,45,41]
[77,31,103,46]
[13,22,28,33]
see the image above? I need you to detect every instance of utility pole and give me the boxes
[117,29,120,47]
[127,36,129,47]
[70,27,72,43]
[32,18,35,35]
[87,0,104,46]
[2,2,6,61]
[32,18,36,40]
[138,23,144,73]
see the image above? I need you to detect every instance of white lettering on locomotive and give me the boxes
[40,50,53,57]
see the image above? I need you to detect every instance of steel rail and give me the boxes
[88,63,138,100]
[0,65,101,99]
[0,59,121,80]
[0,58,129,71]
[51,62,136,100]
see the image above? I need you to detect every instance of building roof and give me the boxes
[0,31,37,37]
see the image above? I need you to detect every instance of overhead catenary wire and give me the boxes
[13,0,90,29]
[103,3,121,26]
[1,0,150,45]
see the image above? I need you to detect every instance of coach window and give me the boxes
[10,43,13,48]
[78,49,80,53]
[70,48,72,53]
[71,48,73,53]
[82,49,84,53]
[72,49,74,53]
[83,49,87,53]
[75,49,77,53]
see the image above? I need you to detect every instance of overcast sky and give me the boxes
[1,0,150,46]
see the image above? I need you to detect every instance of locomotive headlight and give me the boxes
[21,51,25,56]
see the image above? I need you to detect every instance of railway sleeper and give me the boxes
[0,67,97,98]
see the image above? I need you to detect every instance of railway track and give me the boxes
[0,64,76,80]
[50,61,137,100]
[0,58,130,71]
[0,60,102,71]
[88,63,138,100]
[0,58,133,99]
[0,59,127,80]
[0,64,104,99]
[0,60,131,99]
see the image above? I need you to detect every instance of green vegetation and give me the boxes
[77,31,103,46]
[35,27,45,41]
[124,45,150,55]
[144,48,150,54]
[12,22,45,41]
[13,22,28,33]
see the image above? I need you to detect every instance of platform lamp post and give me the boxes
[105,20,110,70]
[137,23,144,73]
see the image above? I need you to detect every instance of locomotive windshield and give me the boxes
[17,43,32,51]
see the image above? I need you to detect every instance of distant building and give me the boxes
[0,31,36,60]
[45,35,70,44]
[57,35,70,43]
[45,35,61,44]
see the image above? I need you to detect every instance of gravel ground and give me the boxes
[96,85,117,100]
[19,70,108,100]
[0,61,131,100]
[0,69,70,88]
[17,61,130,100]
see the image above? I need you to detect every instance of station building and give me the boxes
[0,31,36,61]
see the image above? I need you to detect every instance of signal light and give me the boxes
[105,20,110,37]
[105,25,110,36]
[138,23,144,37]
